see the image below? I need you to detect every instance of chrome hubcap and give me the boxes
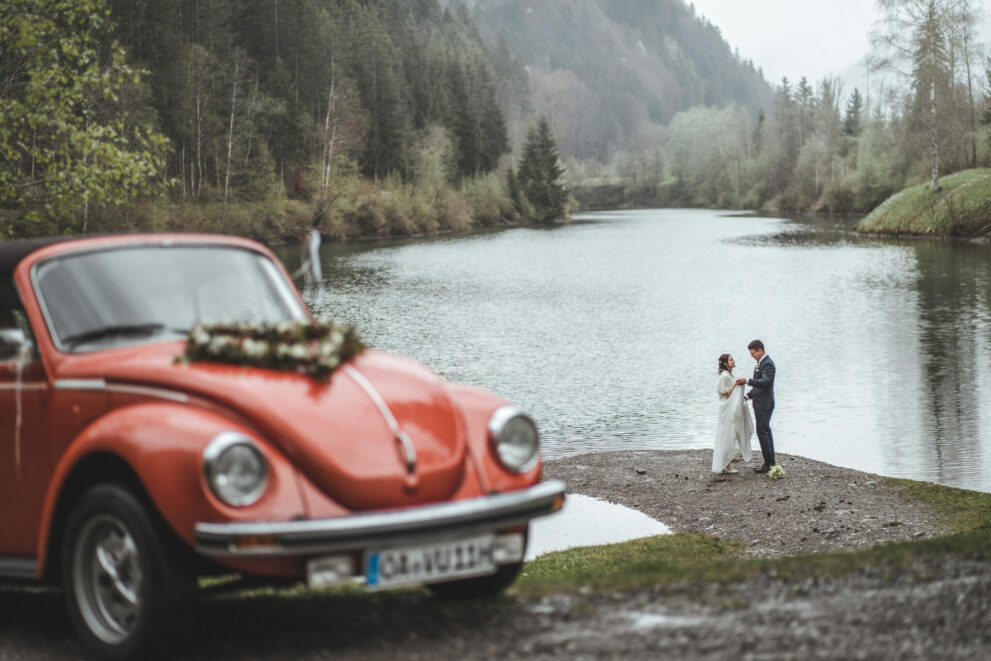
[72,514,144,644]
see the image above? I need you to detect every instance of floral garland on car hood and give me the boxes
[178,321,366,380]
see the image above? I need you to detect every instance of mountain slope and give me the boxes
[447,0,773,160]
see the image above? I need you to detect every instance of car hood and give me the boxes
[83,346,469,510]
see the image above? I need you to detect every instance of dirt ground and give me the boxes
[1,450,989,660]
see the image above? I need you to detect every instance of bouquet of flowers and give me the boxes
[767,464,786,479]
[178,320,366,380]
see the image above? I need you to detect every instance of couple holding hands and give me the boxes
[713,339,776,475]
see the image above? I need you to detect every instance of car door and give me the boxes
[0,276,50,561]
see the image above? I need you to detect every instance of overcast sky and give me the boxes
[690,1,883,83]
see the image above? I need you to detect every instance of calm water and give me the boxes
[525,495,670,560]
[279,210,991,493]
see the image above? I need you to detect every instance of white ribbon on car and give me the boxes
[343,364,418,482]
[292,229,326,308]
[13,343,31,474]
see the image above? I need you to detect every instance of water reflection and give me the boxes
[911,241,990,488]
[525,495,671,560]
[277,210,991,493]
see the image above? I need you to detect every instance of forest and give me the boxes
[1,0,569,240]
[529,0,991,215]
[2,0,989,241]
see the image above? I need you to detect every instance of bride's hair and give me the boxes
[717,353,732,374]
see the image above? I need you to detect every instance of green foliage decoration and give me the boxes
[179,320,366,381]
[0,0,169,231]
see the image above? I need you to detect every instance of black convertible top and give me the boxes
[0,236,77,276]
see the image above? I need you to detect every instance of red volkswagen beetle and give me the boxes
[0,234,564,659]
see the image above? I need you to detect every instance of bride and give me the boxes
[713,353,754,474]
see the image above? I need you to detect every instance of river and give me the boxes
[278,209,991,493]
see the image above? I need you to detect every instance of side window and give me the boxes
[0,277,35,361]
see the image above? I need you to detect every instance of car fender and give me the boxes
[37,402,305,574]
[445,383,543,493]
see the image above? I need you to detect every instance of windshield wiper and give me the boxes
[62,323,179,349]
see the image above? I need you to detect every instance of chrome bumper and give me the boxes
[195,480,566,557]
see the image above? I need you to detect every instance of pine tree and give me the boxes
[478,66,510,172]
[350,4,406,182]
[446,61,482,178]
[981,66,991,146]
[795,77,814,146]
[506,167,524,213]
[517,116,568,222]
[752,107,766,154]
[909,2,950,192]
[844,88,864,136]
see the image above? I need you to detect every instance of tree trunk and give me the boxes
[964,34,977,168]
[224,56,240,205]
[273,0,279,63]
[321,61,338,203]
[195,95,204,201]
[930,69,940,192]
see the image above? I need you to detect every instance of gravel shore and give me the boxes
[1,450,988,660]
[543,449,950,555]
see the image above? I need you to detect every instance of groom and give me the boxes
[736,339,776,473]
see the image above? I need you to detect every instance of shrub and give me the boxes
[434,188,473,232]
[462,174,506,227]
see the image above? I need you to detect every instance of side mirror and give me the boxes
[0,328,33,362]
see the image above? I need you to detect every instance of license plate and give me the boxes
[365,534,496,589]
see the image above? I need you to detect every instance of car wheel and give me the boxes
[61,484,194,660]
[427,560,524,599]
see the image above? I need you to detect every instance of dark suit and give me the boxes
[746,355,776,466]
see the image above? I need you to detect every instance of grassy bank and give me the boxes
[856,169,991,239]
[0,172,555,246]
[513,477,991,596]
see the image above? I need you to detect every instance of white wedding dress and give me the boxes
[712,371,754,472]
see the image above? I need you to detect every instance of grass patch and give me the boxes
[514,533,745,594]
[891,479,991,534]
[513,480,991,597]
[515,530,991,598]
[856,168,991,238]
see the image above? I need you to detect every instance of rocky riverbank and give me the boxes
[543,450,950,556]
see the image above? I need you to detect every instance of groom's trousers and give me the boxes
[755,408,775,466]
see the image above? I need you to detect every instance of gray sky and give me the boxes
[690,0,881,83]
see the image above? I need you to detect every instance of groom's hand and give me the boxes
[735,378,746,385]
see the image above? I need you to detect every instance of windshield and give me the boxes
[34,244,307,352]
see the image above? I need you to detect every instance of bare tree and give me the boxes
[872,0,973,191]
[951,0,980,167]
[316,60,365,205]
[224,51,243,205]
[176,44,219,201]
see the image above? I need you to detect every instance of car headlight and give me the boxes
[203,432,269,506]
[488,406,540,473]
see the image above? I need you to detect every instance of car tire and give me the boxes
[61,483,195,660]
[427,560,524,599]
